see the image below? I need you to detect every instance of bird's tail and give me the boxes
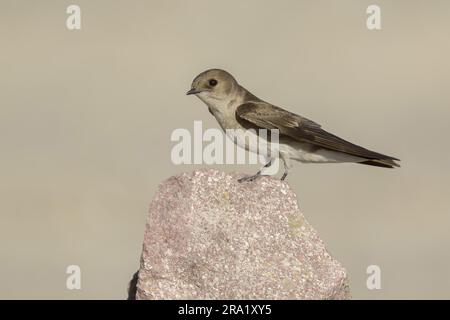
[358,158,400,168]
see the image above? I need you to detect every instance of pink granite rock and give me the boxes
[136,169,350,299]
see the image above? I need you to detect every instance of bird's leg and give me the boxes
[280,156,290,181]
[238,160,272,183]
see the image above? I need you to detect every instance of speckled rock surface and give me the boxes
[136,169,350,300]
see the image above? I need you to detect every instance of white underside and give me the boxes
[200,94,364,167]
[227,129,364,165]
[279,142,363,164]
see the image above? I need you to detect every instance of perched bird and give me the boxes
[187,69,400,182]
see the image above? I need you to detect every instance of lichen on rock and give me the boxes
[135,169,350,300]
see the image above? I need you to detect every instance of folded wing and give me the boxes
[235,101,400,167]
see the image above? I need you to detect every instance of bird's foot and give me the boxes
[238,174,262,183]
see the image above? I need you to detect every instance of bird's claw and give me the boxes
[238,174,260,183]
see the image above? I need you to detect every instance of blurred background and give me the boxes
[0,0,449,299]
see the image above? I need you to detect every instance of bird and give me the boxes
[186,69,400,182]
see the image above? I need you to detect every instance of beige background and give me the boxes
[1,0,449,299]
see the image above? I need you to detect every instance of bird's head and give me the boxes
[186,69,239,102]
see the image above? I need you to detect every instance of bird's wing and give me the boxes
[235,101,399,162]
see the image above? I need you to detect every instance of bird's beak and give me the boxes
[186,88,200,95]
[186,88,207,95]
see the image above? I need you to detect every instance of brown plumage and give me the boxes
[187,68,400,181]
[236,102,400,168]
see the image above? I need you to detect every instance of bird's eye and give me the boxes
[209,79,218,86]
